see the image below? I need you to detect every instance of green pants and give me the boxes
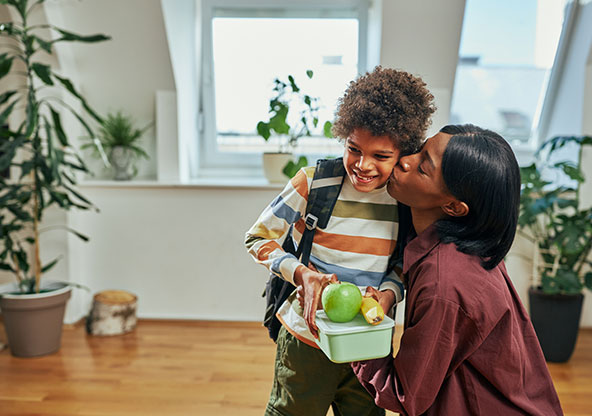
[265,325,385,416]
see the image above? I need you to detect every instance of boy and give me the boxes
[245,66,435,416]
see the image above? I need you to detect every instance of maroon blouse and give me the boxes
[352,224,563,415]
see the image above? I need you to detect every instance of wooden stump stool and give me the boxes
[86,290,137,336]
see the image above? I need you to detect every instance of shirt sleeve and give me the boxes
[379,269,405,304]
[244,168,310,285]
[351,295,483,415]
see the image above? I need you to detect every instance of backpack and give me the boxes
[262,157,412,342]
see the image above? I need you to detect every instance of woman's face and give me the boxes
[387,132,453,210]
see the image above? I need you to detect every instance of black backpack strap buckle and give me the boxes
[304,213,318,230]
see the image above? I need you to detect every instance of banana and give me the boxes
[360,297,384,325]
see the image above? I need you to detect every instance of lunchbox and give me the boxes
[314,310,395,363]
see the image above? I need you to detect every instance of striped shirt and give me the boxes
[245,166,403,346]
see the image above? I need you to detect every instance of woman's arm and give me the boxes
[352,296,482,415]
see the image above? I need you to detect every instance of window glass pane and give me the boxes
[450,0,568,145]
[212,17,358,156]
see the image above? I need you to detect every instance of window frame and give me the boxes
[198,0,370,178]
[523,0,578,160]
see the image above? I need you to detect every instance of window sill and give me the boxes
[78,178,287,190]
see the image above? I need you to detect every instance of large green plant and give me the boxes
[0,0,109,293]
[256,70,333,178]
[519,135,592,294]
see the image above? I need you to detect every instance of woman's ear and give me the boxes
[441,199,469,217]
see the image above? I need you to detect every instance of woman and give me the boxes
[353,125,563,415]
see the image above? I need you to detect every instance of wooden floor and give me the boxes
[0,320,590,416]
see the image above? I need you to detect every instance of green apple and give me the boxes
[322,282,363,323]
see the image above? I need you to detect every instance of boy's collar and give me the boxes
[403,223,441,274]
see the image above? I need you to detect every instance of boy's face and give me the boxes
[343,128,399,192]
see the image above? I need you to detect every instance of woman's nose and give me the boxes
[398,156,412,171]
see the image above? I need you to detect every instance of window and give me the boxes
[450,0,573,159]
[200,0,370,175]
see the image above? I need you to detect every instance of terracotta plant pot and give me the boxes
[0,282,72,357]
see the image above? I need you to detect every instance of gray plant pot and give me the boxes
[0,282,71,357]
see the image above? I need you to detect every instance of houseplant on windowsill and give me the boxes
[256,70,333,183]
[519,135,592,362]
[0,0,109,357]
[82,110,151,180]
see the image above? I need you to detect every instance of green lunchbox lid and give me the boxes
[315,310,394,335]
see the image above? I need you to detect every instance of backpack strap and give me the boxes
[262,159,346,342]
[296,158,346,266]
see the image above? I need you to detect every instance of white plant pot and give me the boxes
[263,152,293,184]
[109,146,133,181]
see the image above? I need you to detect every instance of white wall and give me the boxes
[67,184,281,321]
[50,0,176,180]
[380,0,465,136]
[3,0,591,327]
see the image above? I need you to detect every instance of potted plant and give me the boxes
[256,70,333,183]
[0,0,109,357]
[519,135,592,362]
[82,110,151,180]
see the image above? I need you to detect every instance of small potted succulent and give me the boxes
[83,110,151,180]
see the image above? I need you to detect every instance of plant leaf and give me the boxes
[282,156,308,179]
[323,121,333,138]
[49,106,68,146]
[0,90,17,105]
[41,257,59,273]
[54,74,102,122]
[287,75,299,92]
[54,28,110,43]
[585,272,592,290]
[31,62,53,85]
[31,34,53,53]
[0,53,14,79]
[0,100,17,126]
[256,121,270,140]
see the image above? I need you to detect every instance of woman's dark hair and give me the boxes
[332,66,436,154]
[436,124,521,270]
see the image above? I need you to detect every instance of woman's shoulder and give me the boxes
[437,242,486,275]
[419,242,510,316]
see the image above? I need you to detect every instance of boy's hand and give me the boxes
[294,265,338,339]
[364,286,396,316]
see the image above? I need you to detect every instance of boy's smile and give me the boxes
[343,128,399,193]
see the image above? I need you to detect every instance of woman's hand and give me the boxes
[364,286,396,316]
[294,265,338,338]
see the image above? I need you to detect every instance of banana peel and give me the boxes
[360,297,384,325]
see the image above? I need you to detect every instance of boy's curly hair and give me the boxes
[332,66,436,153]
